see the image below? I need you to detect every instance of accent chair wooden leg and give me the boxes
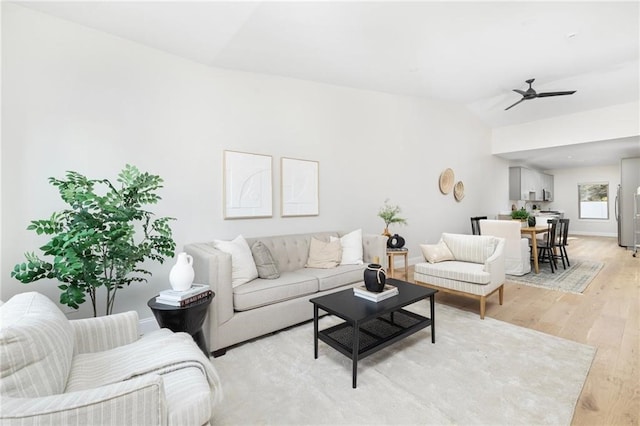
[479,296,486,320]
[499,285,504,305]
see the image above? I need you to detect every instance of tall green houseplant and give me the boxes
[12,165,176,316]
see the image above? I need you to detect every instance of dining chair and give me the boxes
[470,216,487,235]
[556,218,570,268]
[537,219,559,273]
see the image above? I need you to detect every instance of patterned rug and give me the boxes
[507,258,604,293]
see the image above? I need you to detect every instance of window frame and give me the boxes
[578,182,610,220]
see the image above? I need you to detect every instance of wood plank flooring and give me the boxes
[402,236,639,425]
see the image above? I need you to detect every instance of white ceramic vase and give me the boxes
[169,252,195,291]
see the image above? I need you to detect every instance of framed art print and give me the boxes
[223,150,273,219]
[281,157,319,217]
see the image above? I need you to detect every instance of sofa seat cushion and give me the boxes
[0,292,74,398]
[414,261,490,285]
[233,272,319,311]
[298,264,364,291]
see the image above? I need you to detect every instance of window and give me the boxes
[578,183,609,219]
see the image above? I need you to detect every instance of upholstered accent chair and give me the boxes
[0,292,222,425]
[479,219,531,276]
[414,233,506,319]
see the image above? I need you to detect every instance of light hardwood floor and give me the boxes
[403,236,639,425]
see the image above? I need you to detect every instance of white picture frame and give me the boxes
[223,150,273,219]
[281,157,319,217]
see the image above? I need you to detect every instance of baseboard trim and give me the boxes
[569,231,617,237]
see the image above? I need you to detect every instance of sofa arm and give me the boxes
[0,375,166,425]
[484,238,506,284]
[71,311,139,354]
[185,243,234,327]
[362,234,389,268]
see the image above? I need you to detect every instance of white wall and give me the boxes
[546,165,619,237]
[492,101,640,154]
[1,4,507,318]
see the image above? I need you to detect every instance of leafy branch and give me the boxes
[11,165,175,316]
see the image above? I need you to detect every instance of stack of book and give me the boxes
[155,284,212,307]
[353,283,398,302]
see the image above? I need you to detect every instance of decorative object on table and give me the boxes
[511,207,530,224]
[439,168,455,194]
[156,284,213,307]
[281,157,319,217]
[223,150,273,219]
[454,181,465,201]
[353,283,398,302]
[363,263,387,292]
[528,215,537,227]
[378,199,407,237]
[387,233,406,249]
[169,252,195,291]
[11,165,176,316]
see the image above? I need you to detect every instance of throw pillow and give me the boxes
[251,241,280,279]
[329,229,363,265]
[213,235,259,287]
[305,237,342,269]
[420,240,455,264]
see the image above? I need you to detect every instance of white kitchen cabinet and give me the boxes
[509,167,554,201]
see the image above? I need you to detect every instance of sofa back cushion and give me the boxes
[246,232,338,273]
[441,233,498,264]
[0,292,74,397]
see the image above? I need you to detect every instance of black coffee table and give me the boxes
[310,278,436,388]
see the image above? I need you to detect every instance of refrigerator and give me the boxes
[616,157,640,248]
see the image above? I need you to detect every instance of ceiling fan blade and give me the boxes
[536,91,576,97]
[513,89,527,96]
[505,98,525,111]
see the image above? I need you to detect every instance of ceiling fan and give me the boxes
[505,78,576,111]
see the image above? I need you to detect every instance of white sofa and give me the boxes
[479,219,531,276]
[185,231,388,356]
[414,233,506,319]
[0,292,222,426]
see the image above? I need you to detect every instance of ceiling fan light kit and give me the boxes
[505,78,576,110]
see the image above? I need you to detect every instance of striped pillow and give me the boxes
[0,292,74,397]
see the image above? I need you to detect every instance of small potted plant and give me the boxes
[378,199,407,237]
[511,207,531,227]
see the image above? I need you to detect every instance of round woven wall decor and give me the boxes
[439,168,454,194]
[454,181,465,201]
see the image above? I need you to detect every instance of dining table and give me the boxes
[520,226,549,273]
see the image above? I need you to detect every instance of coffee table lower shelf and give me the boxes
[318,309,431,385]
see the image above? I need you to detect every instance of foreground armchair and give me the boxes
[0,292,222,425]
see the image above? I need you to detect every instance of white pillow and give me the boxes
[330,229,363,265]
[213,235,259,287]
[420,240,455,264]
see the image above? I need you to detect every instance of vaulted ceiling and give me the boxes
[14,1,640,168]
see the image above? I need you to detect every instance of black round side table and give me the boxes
[147,292,214,357]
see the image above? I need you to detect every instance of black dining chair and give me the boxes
[556,218,570,268]
[470,216,487,235]
[537,219,559,273]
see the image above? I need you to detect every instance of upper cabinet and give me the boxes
[509,167,554,201]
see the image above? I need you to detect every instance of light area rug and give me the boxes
[507,258,604,293]
[211,301,595,425]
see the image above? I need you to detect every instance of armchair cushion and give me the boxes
[0,292,74,398]
[441,233,498,264]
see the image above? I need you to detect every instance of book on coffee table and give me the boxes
[353,284,398,302]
